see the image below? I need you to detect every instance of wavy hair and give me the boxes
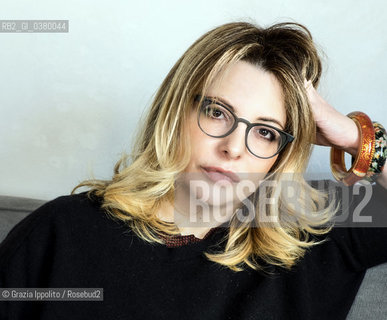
[73,21,339,272]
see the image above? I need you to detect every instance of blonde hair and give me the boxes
[73,21,339,272]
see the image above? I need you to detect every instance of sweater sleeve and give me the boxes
[327,181,387,271]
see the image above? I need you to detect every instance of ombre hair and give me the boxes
[73,21,339,272]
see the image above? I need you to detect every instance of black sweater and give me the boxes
[0,181,386,320]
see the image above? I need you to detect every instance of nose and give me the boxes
[219,121,248,159]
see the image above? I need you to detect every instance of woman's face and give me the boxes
[179,60,287,211]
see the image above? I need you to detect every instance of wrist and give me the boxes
[343,118,361,158]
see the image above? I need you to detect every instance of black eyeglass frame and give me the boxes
[194,94,295,159]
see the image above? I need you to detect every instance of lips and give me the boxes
[201,166,240,183]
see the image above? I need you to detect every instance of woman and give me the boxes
[0,21,386,319]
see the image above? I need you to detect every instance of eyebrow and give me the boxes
[213,96,285,130]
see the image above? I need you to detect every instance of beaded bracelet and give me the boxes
[330,111,375,186]
[357,121,387,183]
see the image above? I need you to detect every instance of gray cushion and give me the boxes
[347,264,387,319]
[0,195,386,318]
[0,195,46,243]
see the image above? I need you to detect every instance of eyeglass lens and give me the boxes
[198,101,283,158]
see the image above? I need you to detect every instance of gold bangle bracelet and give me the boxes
[330,111,375,186]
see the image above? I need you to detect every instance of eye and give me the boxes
[203,104,229,120]
[254,127,277,141]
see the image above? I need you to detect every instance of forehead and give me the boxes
[205,61,286,128]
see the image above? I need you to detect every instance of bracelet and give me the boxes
[357,121,387,182]
[330,111,375,186]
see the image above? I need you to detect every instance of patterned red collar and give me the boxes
[158,227,219,248]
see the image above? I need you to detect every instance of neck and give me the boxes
[155,197,237,239]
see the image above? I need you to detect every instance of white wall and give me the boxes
[1,0,386,200]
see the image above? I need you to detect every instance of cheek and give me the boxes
[245,156,278,182]
[188,114,216,152]
[186,115,211,166]
[247,153,278,171]
[189,135,215,165]
[189,123,203,145]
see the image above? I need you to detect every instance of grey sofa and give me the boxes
[0,195,386,319]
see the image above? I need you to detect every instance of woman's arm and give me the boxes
[305,80,387,190]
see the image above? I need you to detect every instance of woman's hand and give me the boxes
[304,80,360,157]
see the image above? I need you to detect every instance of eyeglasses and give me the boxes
[194,95,294,159]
